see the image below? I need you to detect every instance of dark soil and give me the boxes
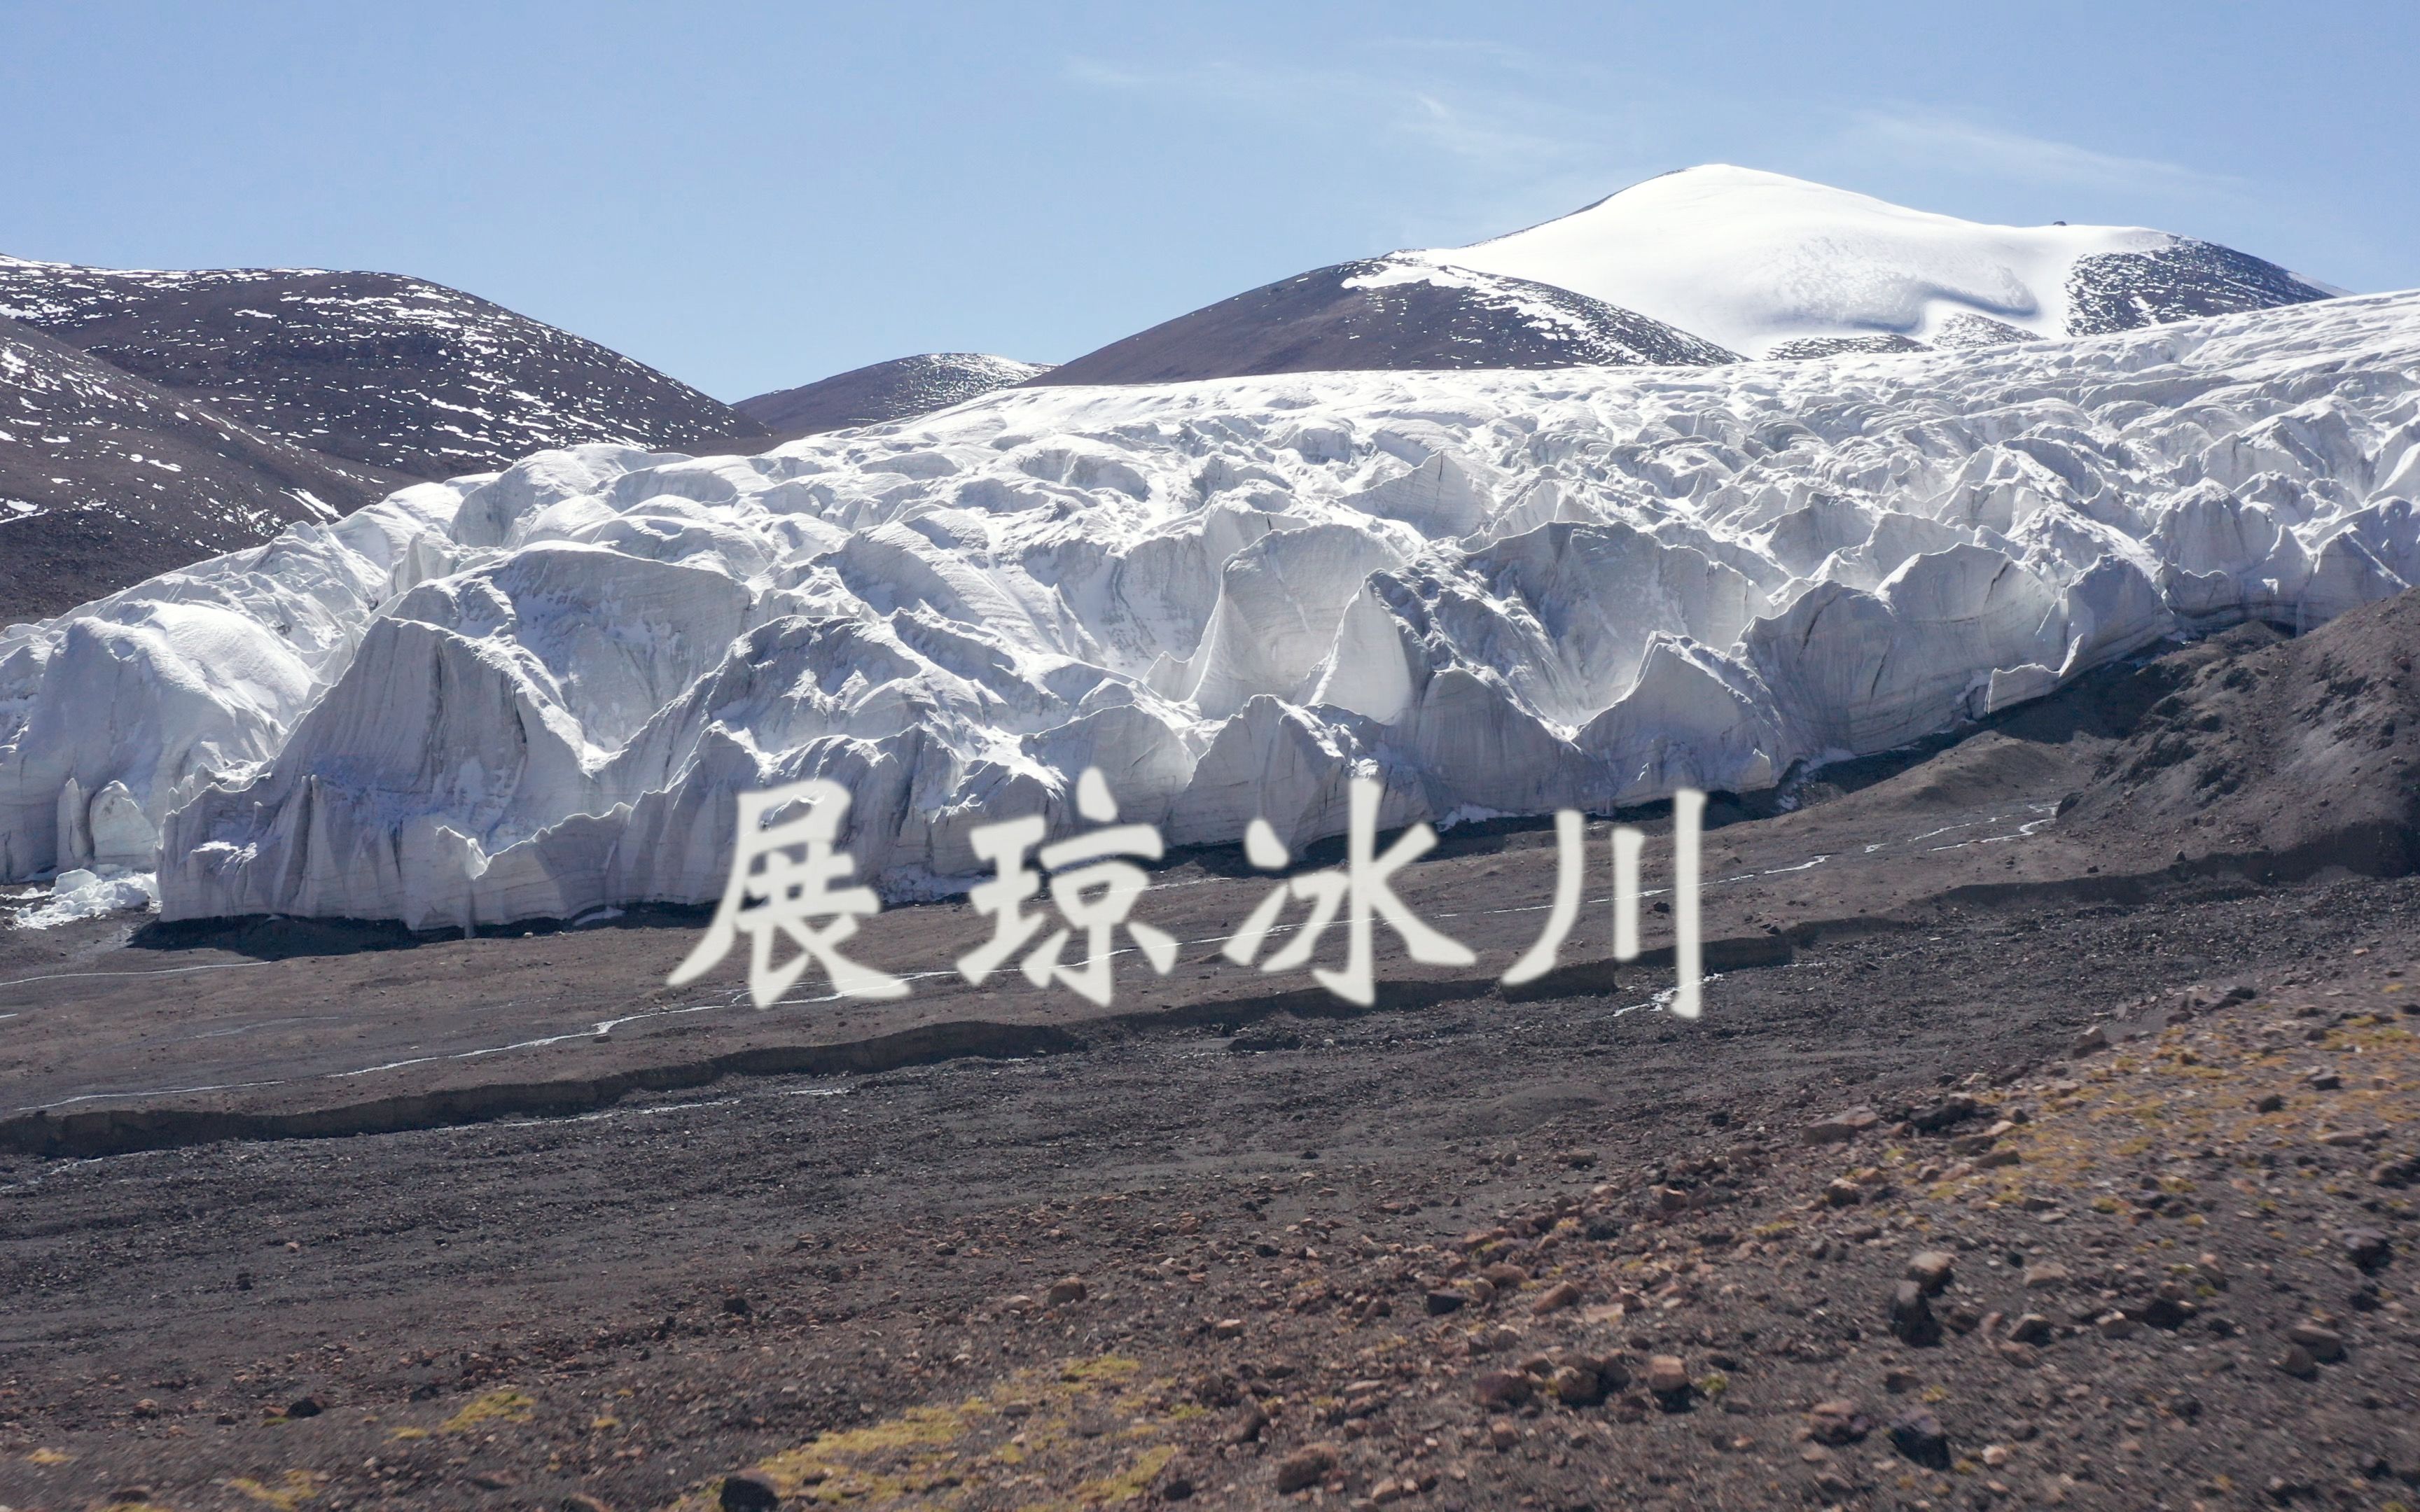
[3,862,2417,1511]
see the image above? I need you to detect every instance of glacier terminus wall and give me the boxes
[5,292,2420,930]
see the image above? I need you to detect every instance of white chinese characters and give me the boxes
[1221,778,1475,1006]
[672,770,1707,1018]
[1500,790,1704,1018]
[666,778,908,1007]
[956,767,1180,1007]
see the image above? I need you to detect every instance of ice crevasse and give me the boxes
[4,292,2419,929]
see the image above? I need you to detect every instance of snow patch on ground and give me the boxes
[14,866,158,927]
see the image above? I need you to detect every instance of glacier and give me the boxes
[3,290,2418,930]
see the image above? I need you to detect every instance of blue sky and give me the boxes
[5,1,2414,401]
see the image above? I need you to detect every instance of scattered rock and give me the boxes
[1888,1409,1952,1470]
[1225,1403,1268,1445]
[1424,1289,1466,1317]
[2022,1263,2071,1290]
[2135,1294,2195,1330]
[1807,1399,1871,1446]
[1046,1275,1088,1306]
[2343,1228,2393,1273]
[1158,1460,1197,1502]
[719,1471,781,1512]
[1889,1281,1942,1347]
[1802,1108,1879,1144]
[2068,1026,2109,1057]
[1211,1317,1245,1340]
[2286,1322,2346,1362]
[2095,1312,2138,1339]
[1532,1280,1582,1315]
[285,1396,323,1419]
[1910,1094,1986,1133]
[2276,1343,2320,1380]
[1475,1370,1534,1408]
[1274,1443,1340,1494]
[1548,1364,1605,1407]
[2254,1093,2286,1114]
[1646,1353,1690,1409]
[1191,1372,1241,1409]
[1906,1250,1955,1294]
[1487,1418,1522,1450]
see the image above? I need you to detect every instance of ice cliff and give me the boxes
[5,290,2418,929]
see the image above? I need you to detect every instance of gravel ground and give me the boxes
[4,862,2418,1511]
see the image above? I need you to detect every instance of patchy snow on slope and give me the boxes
[4,290,2417,931]
[737,353,1052,439]
[1340,258,1641,346]
[1414,165,2331,357]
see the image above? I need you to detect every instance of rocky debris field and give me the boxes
[5,858,2420,1511]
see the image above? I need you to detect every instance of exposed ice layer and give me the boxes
[4,291,2417,928]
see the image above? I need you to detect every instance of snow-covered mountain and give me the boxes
[1033,257,1737,386]
[738,354,1048,441]
[1027,165,2332,382]
[8,286,2418,930]
[1411,164,2335,358]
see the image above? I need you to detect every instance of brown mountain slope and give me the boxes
[0,312,409,623]
[2058,589,2420,875]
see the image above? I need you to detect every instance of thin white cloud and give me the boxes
[1841,109,2245,200]
[1060,47,1657,247]
[1062,50,2260,255]
[1063,50,1618,171]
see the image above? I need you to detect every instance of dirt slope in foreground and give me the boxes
[3,871,2418,1511]
[2059,592,2420,876]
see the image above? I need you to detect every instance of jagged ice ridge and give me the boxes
[6,291,2420,930]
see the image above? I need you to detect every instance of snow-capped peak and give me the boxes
[1411,164,2194,357]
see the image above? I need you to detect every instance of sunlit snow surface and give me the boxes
[14,866,159,927]
[4,290,2419,930]
[1417,166,2327,357]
